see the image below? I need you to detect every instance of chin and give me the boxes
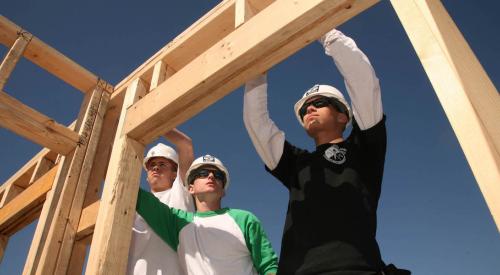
[304,124,320,137]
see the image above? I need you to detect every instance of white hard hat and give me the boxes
[293,84,352,126]
[185,154,230,190]
[143,143,179,170]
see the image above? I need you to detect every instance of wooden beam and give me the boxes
[1,149,57,189]
[235,0,258,28]
[124,0,379,144]
[390,0,500,231]
[0,166,57,233]
[112,0,274,99]
[22,84,103,275]
[0,90,79,155]
[76,200,99,241]
[85,79,147,275]
[29,157,54,185]
[24,85,108,275]
[0,15,102,94]
[52,89,110,275]
[67,238,88,275]
[150,61,167,91]
[112,0,236,96]
[1,165,34,203]
[82,101,122,208]
[1,157,54,210]
[0,31,32,90]
[0,184,24,208]
[1,203,42,237]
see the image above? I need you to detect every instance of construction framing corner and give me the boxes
[0,0,499,274]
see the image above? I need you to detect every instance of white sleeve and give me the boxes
[243,74,285,170]
[321,29,383,130]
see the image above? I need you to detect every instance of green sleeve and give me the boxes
[136,188,192,251]
[229,209,279,275]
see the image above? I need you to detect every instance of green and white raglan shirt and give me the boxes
[136,188,278,275]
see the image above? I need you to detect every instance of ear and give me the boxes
[188,184,195,195]
[170,171,177,182]
[337,113,348,124]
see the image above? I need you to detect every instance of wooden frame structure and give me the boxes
[0,0,498,274]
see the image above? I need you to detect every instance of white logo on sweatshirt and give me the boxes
[323,144,347,165]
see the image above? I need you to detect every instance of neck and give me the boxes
[149,181,174,193]
[194,193,221,212]
[196,199,221,212]
[313,130,344,146]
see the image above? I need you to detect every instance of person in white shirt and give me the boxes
[136,154,279,275]
[127,128,195,275]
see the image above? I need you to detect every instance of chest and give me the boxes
[178,214,249,258]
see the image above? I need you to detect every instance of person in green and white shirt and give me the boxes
[136,154,278,275]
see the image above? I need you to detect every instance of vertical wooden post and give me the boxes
[22,82,109,275]
[150,60,176,91]
[67,235,92,275]
[85,78,147,274]
[0,184,24,208]
[235,0,257,28]
[52,85,110,274]
[390,0,500,231]
[150,61,167,90]
[29,158,54,185]
[0,31,32,90]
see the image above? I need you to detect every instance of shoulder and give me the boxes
[228,208,260,223]
[350,116,386,138]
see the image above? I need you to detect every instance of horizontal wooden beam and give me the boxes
[0,15,104,94]
[390,0,500,232]
[0,149,57,190]
[124,0,379,143]
[0,165,57,234]
[76,200,99,241]
[112,0,274,98]
[0,90,79,155]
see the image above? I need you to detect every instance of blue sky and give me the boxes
[1,1,499,274]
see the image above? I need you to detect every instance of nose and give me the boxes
[207,172,215,180]
[306,104,316,115]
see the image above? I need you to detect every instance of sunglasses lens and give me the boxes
[194,168,226,183]
[299,98,330,119]
[196,170,209,178]
[312,99,329,108]
[213,171,226,182]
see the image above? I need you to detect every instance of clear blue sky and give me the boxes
[1,1,499,274]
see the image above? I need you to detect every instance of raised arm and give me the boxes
[136,188,191,250]
[243,74,285,170]
[320,29,383,130]
[164,128,194,184]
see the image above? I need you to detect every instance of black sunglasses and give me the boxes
[299,97,347,121]
[190,168,226,184]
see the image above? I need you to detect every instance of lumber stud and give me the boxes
[0,30,32,90]
[22,84,108,275]
[235,0,257,28]
[390,0,500,232]
[85,78,147,275]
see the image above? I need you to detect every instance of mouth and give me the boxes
[206,181,217,187]
[305,117,318,126]
[304,114,317,122]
